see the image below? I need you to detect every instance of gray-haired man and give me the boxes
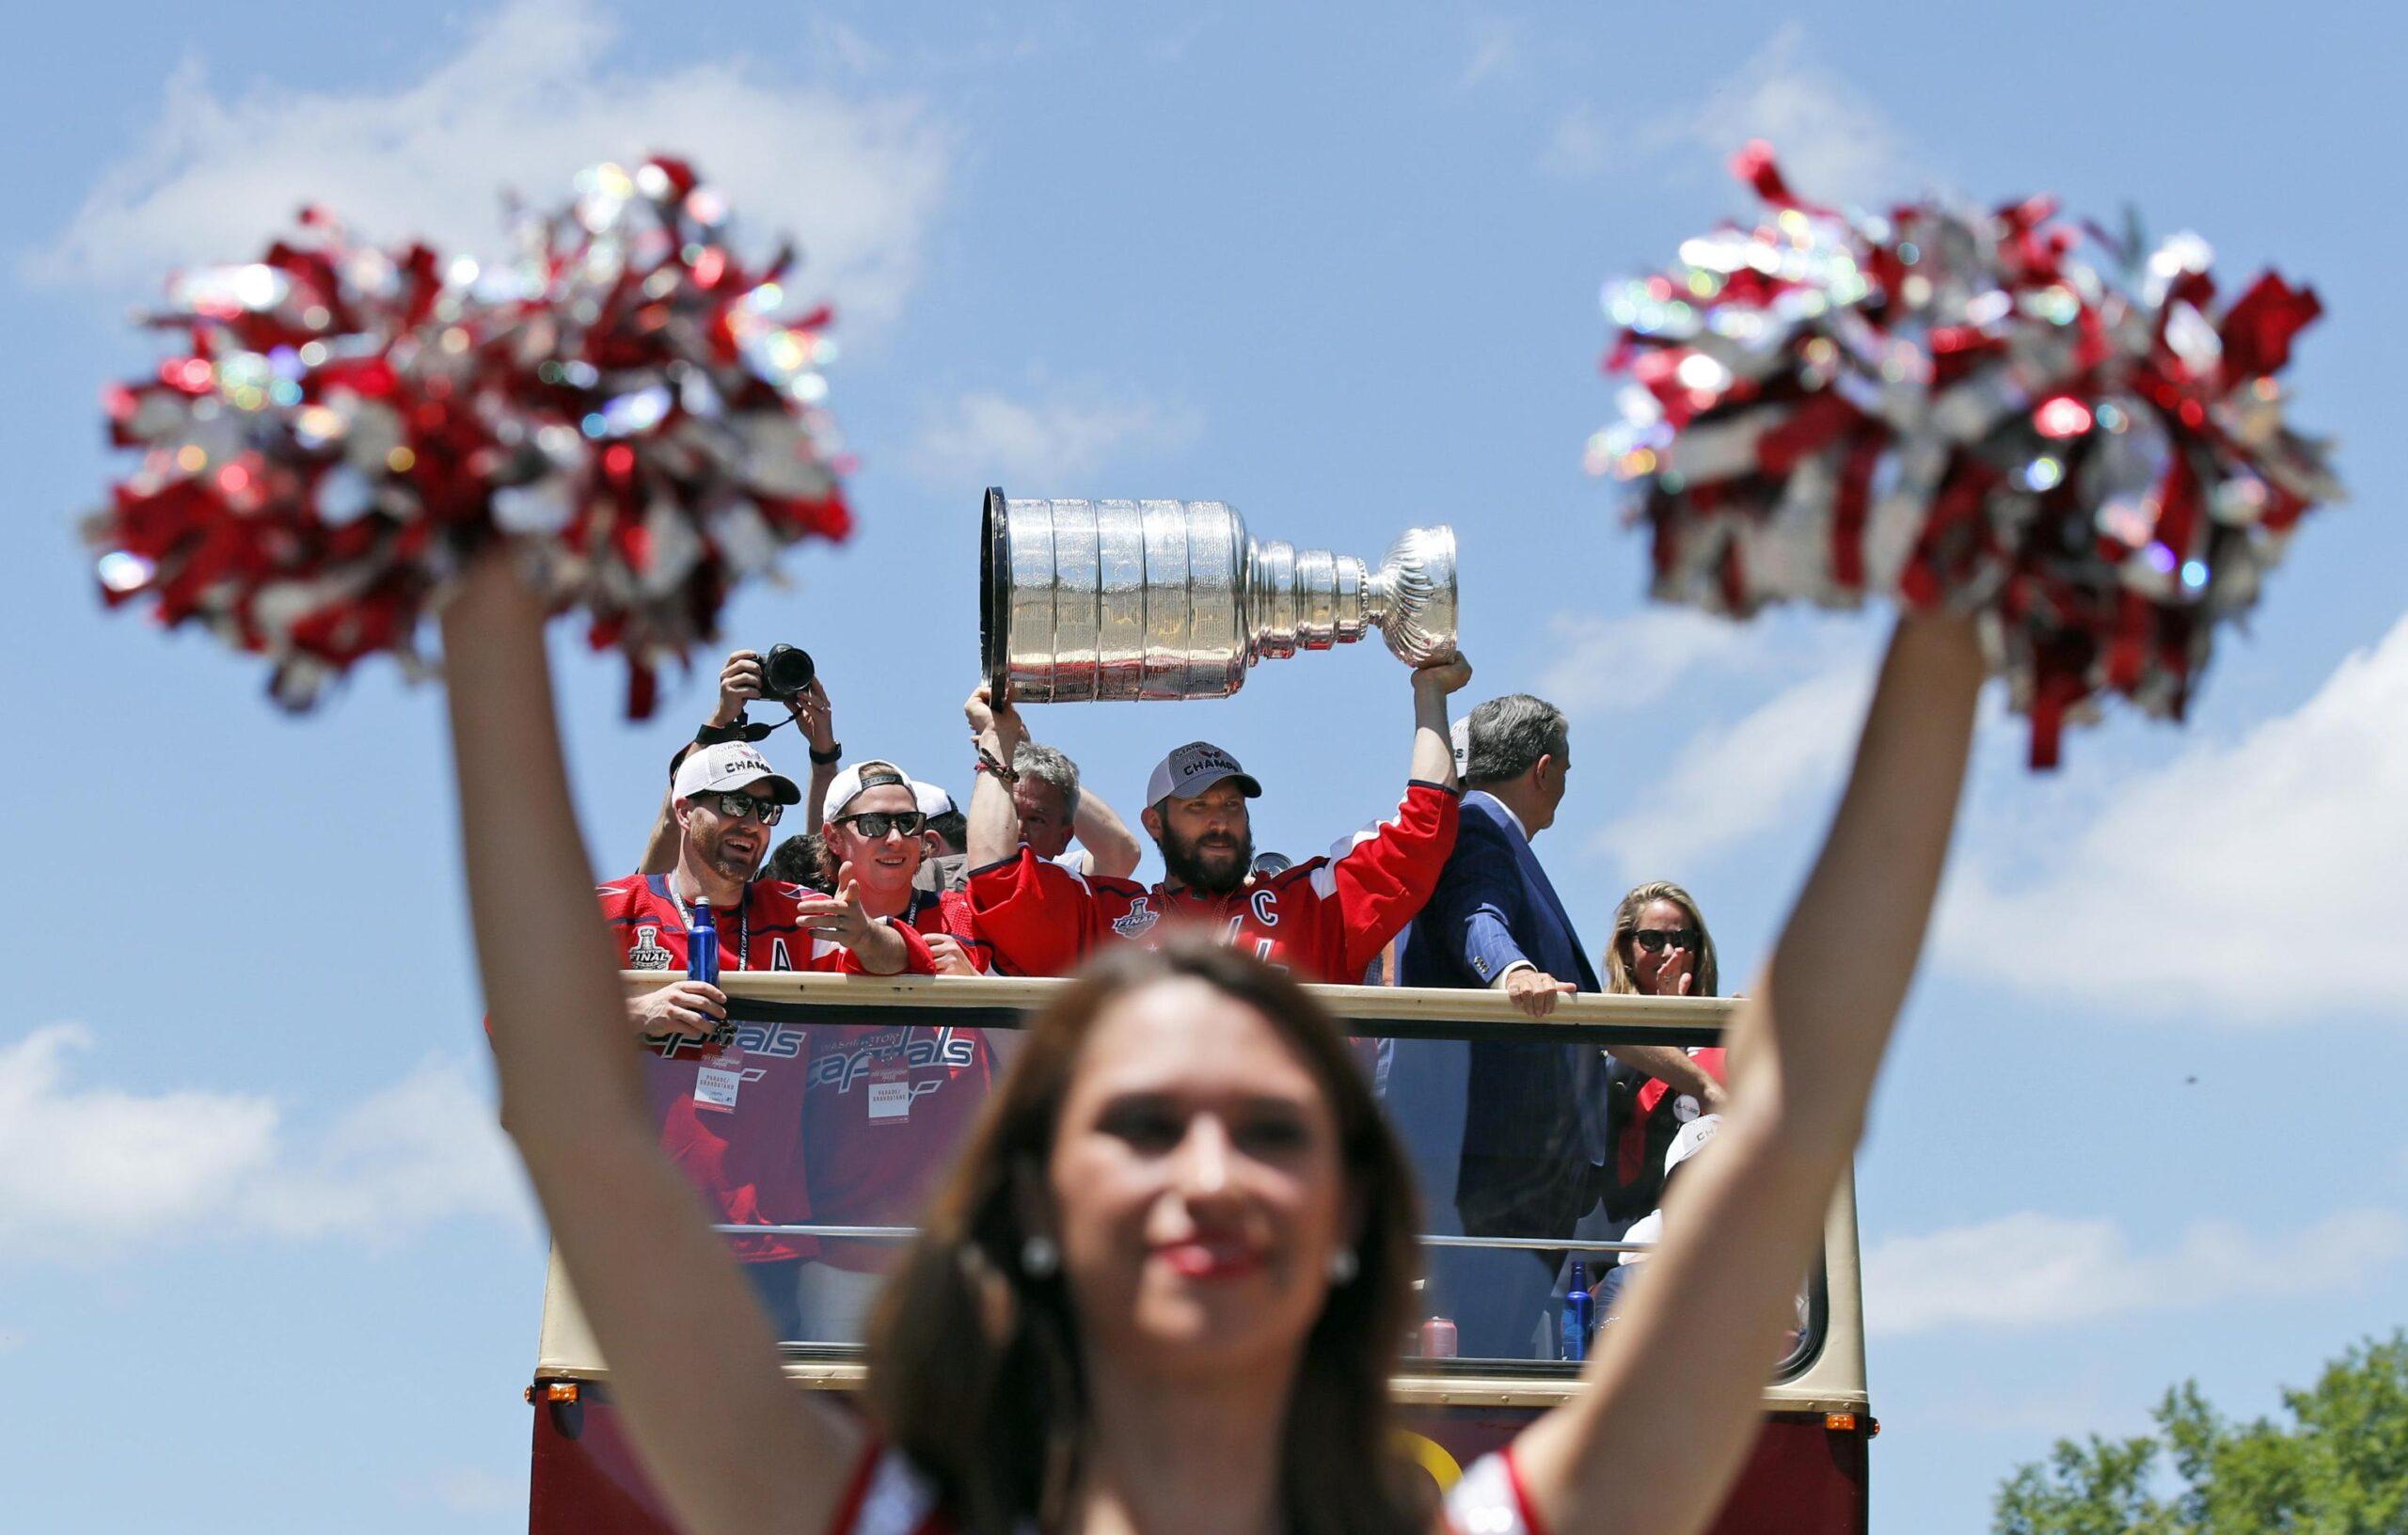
[1397,691,1716,1355]
[1007,739,1145,880]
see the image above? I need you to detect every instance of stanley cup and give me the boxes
[980,487,1458,704]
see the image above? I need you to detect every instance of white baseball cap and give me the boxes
[824,760,918,819]
[673,741,800,804]
[913,781,958,820]
[1664,1114,1721,1179]
[1144,741,1263,807]
[1449,716,1471,777]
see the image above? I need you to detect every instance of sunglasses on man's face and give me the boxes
[832,810,927,840]
[1633,928,1701,954]
[700,792,784,827]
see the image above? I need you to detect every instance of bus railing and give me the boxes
[709,1223,1664,1256]
[531,972,1867,1416]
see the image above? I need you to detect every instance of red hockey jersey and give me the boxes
[804,890,998,1271]
[598,874,937,1264]
[966,780,1460,985]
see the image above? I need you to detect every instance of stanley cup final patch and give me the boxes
[1113,896,1158,938]
[627,925,675,970]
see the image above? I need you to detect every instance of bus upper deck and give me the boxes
[525,973,1872,1534]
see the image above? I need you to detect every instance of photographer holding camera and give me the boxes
[642,647,846,877]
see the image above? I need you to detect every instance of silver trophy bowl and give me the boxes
[980,488,1458,704]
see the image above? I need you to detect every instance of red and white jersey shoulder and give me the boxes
[966,781,1459,984]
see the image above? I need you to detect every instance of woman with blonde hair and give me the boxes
[444,546,1984,1535]
[1598,879,1729,1225]
[1603,879,1720,1001]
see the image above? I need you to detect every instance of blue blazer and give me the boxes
[1398,793,1610,1184]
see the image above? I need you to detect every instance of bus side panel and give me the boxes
[1700,1418,1868,1535]
[529,1389,680,1535]
[529,1390,1866,1535]
[1400,1407,1866,1535]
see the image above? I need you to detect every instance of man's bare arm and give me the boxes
[1069,785,1145,878]
[963,685,1028,869]
[1607,1043,1727,1112]
[1409,657,1473,787]
[792,674,840,831]
[637,780,680,877]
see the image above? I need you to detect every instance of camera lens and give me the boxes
[761,644,816,700]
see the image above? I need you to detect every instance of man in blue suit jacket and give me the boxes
[1397,694,1714,1357]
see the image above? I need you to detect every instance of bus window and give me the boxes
[1378,1031,1823,1374]
[621,974,1819,1379]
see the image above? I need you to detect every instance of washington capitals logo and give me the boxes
[807,1028,977,1093]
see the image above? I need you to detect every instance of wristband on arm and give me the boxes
[974,745,1020,784]
[696,718,774,746]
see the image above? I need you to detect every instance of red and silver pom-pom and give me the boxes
[85,155,851,715]
[1588,141,2341,766]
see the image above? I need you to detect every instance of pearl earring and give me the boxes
[1327,1247,1359,1285]
[1020,1235,1060,1278]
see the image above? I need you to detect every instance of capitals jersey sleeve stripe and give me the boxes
[1302,779,1460,981]
[871,918,938,974]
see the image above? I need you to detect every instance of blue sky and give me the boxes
[5,3,2403,1529]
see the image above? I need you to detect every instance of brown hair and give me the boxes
[864,937,1427,1535]
[1603,879,1721,998]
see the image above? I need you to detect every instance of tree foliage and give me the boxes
[1992,1332,2408,1535]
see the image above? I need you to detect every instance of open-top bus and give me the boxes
[523,973,1873,1532]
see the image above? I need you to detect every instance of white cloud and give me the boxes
[908,387,1203,491]
[426,1466,527,1515]
[1145,17,1217,65]
[1458,18,1525,91]
[1913,1382,2124,1437]
[1545,24,1923,205]
[1865,1207,2408,1337]
[804,17,890,76]
[243,1056,531,1242]
[1939,612,2408,1023]
[0,1024,278,1254]
[1593,661,1871,876]
[1541,103,1612,180]
[1538,609,1759,716]
[0,1024,529,1262]
[1656,24,1923,208]
[28,0,949,331]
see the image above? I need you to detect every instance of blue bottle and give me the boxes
[688,902,721,986]
[1561,1261,1594,1363]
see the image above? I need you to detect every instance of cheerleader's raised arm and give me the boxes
[441,555,865,1535]
[1504,611,1984,1535]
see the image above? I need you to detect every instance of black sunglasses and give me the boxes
[832,810,927,839]
[1633,928,1701,954]
[700,791,784,826]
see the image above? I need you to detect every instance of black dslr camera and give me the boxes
[704,644,819,745]
[760,644,816,702]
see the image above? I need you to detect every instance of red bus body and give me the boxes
[527,1386,1868,1534]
